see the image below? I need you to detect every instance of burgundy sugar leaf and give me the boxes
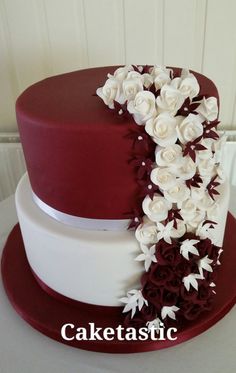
[165,209,183,229]
[177,98,200,116]
[123,208,144,230]
[186,174,203,189]
[203,120,220,130]
[129,157,154,180]
[203,120,220,140]
[183,136,206,162]
[132,64,141,73]
[194,144,207,151]
[113,100,130,116]
[125,129,155,156]
[192,94,206,102]
[207,176,220,200]
[138,179,163,199]
[142,65,150,74]
[203,130,219,140]
[210,189,220,196]
[174,211,184,220]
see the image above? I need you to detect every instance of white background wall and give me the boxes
[1,0,236,132]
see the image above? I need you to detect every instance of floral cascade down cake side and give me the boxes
[96,65,229,330]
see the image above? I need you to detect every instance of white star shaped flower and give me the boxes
[161,305,180,320]
[182,273,203,291]
[156,221,174,244]
[135,244,157,271]
[146,317,162,333]
[180,239,200,260]
[119,289,148,318]
[196,222,213,240]
[198,255,213,273]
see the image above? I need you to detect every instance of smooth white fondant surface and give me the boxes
[15,173,229,306]
[15,174,143,306]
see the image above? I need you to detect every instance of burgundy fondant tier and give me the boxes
[16,66,219,219]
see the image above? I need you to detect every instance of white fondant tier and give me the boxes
[15,174,143,306]
[15,173,229,307]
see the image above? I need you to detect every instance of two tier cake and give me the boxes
[2,65,234,352]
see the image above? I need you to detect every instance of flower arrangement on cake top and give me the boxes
[96,65,226,330]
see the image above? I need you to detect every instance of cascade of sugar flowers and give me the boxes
[96,65,226,328]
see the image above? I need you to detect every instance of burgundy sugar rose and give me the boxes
[123,312,146,329]
[126,127,155,157]
[141,277,162,310]
[181,298,213,321]
[210,245,221,265]
[123,303,157,329]
[204,267,218,283]
[156,240,181,266]
[180,284,198,302]
[181,302,203,321]
[189,261,199,274]
[149,264,174,287]
[166,276,182,293]
[197,238,213,257]
[139,303,157,322]
[195,284,212,304]
[175,260,192,278]
[160,289,178,307]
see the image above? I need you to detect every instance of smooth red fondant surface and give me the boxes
[16,66,219,219]
[1,213,235,353]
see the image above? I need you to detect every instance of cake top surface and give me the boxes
[16,66,218,129]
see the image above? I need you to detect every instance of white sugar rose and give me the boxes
[142,194,172,222]
[172,156,196,180]
[145,112,178,146]
[176,114,203,144]
[186,210,206,233]
[198,157,215,177]
[170,220,186,238]
[213,134,227,163]
[179,70,200,99]
[150,65,172,90]
[150,65,171,77]
[213,134,227,153]
[197,138,213,160]
[156,84,185,115]
[164,181,190,203]
[135,220,158,245]
[198,194,215,211]
[191,186,206,201]
[127,91,156,125]
[142,73,153,89]
[178,198,197,222]
[200,175,212,188]
[111,65,133,81]
[155,144,183,167]
[122,74,143,101]
[197,96,218,121]
[154,72,171,90]
[215,165,225,183]
[207,202,219,221]
[150,167,177,190]
[96,77,121,109]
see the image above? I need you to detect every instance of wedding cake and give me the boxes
[15,65,229,333]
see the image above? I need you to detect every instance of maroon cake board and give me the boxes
[1,213,236,354]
